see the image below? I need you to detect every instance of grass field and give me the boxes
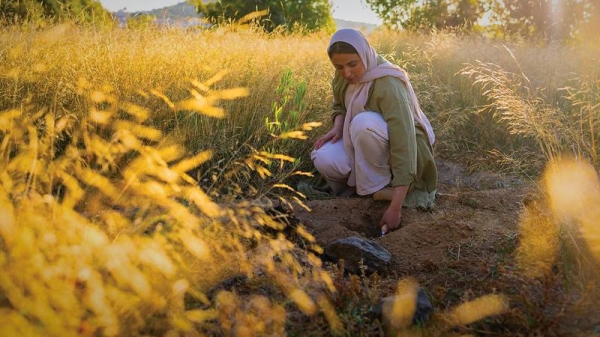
[1,22,599,336]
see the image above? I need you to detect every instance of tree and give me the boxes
[0,0,112,24]
[365,0,599,41]
[487,0,600,40]
[364,0,486,30]
[487,0,554,38]
[193,0,335,33]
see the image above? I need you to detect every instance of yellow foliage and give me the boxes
[545,157,600,222]
[301,121,323,130]
[114,120,162,142]
[215,87,249,100]
[203,69,230,88]
[185,308,218,323]
[446,294,509,326]
[185,187,223,218]
[175,98,226,118]
[516,198,560,278]
[289,288,317,315]
[258,151,296,162]
[542,157,600,273]
[238,9,270,25]
[172,150,213,174]
[150,89,175,109]
[121,102,150,123]
[90,90,107,103]
[0,109,21,132]
[317,295,343,334]
[384,278,419,330]
[0,187,15,244]
[0,23,435,337]
[279,130,308,139]
[179,231,211,261]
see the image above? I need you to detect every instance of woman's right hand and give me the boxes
[314,128,342,150]
[314,114,344,150]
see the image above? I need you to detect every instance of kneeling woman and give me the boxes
[311,28,437,234]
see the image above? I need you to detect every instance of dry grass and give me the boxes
[2,24,599,180]
[1,22,599,336]
[369,29,600,175]
[0,54,336,335]
[0,23,333,199]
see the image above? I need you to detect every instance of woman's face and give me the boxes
[330,53,365,84]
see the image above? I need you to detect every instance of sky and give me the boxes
[97,0,383,25]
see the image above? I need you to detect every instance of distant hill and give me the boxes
[112,2,381,32]
[334,19,379,34]
[143,2,200,19]
[112,2,203,28]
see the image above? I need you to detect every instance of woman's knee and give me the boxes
[313,152,337,175]
[312,148,351,180]
[350,112,387,143]
[311,150,330,172]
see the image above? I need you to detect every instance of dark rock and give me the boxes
[324,236,391,275]
[413,288,433,325]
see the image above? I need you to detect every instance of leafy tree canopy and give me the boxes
[365,0,599,41]
[364,0,486,30]
[1,0,112,25]
[192,0,335,33]
[488,0,600,40]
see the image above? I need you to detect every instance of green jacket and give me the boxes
[330,62,427,188]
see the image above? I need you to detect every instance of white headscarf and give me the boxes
[329,29,436,146]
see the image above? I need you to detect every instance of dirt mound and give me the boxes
[280,158,600,335]
[294,159,531,277]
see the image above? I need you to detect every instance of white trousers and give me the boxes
[311,112,391,196]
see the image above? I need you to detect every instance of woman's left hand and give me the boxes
[379,185,409,234]
[380,205,402,234]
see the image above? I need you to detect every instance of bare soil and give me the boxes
[291,159,599,335]
[295,159,527,274]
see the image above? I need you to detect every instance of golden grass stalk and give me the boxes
[385,277,420,330]
[0,63,335,336]
[446,294,510,327]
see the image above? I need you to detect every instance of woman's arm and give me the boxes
[315,75,347,149]
[371,77,418,186]
[370,76,418,233]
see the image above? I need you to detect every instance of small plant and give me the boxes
[266,68,308,136]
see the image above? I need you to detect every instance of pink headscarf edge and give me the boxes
[327,28,436,145]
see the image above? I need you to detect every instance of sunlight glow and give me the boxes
[545,157,600,261]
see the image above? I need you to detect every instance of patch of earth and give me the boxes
[293,158,529,276]
[290,158,599,335]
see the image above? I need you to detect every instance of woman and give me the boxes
[311,28,437,234]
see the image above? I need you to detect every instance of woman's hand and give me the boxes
[379,185,409,235]
[314,114,345,150]
[380,205,402,234]
[314,128,342,149]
